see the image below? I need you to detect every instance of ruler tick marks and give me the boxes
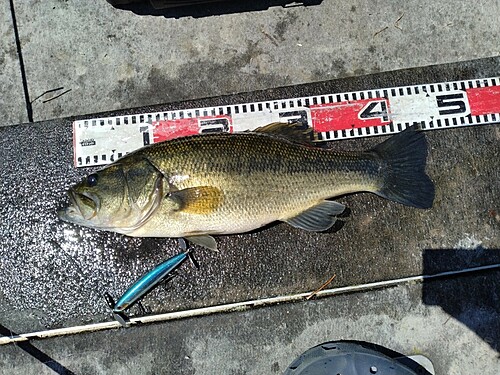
[73,77,500,167]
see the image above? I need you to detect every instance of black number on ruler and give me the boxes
[140,126,150,146]
[359,101,388,122]
[436,93,467,115]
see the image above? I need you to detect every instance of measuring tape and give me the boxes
[73,77,500,167]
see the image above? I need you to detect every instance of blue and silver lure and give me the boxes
[106,243,197,326]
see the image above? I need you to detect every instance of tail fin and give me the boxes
[371,126,435,209]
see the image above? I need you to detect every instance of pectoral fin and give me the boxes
[285,201,345,232]
[185,235,218,252]
[169,186,223,215]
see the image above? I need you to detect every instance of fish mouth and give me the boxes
[58,188,100,223]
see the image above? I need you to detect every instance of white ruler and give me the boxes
[73,77,500,167]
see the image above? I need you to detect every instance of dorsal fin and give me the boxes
[254,122,315,146]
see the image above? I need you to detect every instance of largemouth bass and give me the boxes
[59,123,434,250]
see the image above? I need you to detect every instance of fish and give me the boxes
[59,123,435,250]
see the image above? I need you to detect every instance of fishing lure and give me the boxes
[106,240,197,326]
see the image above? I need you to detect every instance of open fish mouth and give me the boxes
[58,189,100,223]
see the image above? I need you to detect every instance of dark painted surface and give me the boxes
[0,58,498,334]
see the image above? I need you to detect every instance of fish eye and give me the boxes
[87,174,98,187]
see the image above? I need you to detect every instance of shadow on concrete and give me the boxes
[422,248,500,354]
[0,324,76,375]
[109,0,323,18]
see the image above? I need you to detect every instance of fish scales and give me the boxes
[59,124,434,250]
[134,132,381,237]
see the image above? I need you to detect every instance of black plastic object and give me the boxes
[105,0,324,17]
[106,0,232,8]
[284,341,434,375]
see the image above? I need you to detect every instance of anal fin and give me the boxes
[284,201,345,232]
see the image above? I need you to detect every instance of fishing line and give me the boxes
[1,263,498,345]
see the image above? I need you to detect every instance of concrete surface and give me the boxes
[1,59,499,330]
[0,0,28,125]
[0,271,498,374]
[1,58,499,373]
[1,0,499,374]
[1,0,499,125]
